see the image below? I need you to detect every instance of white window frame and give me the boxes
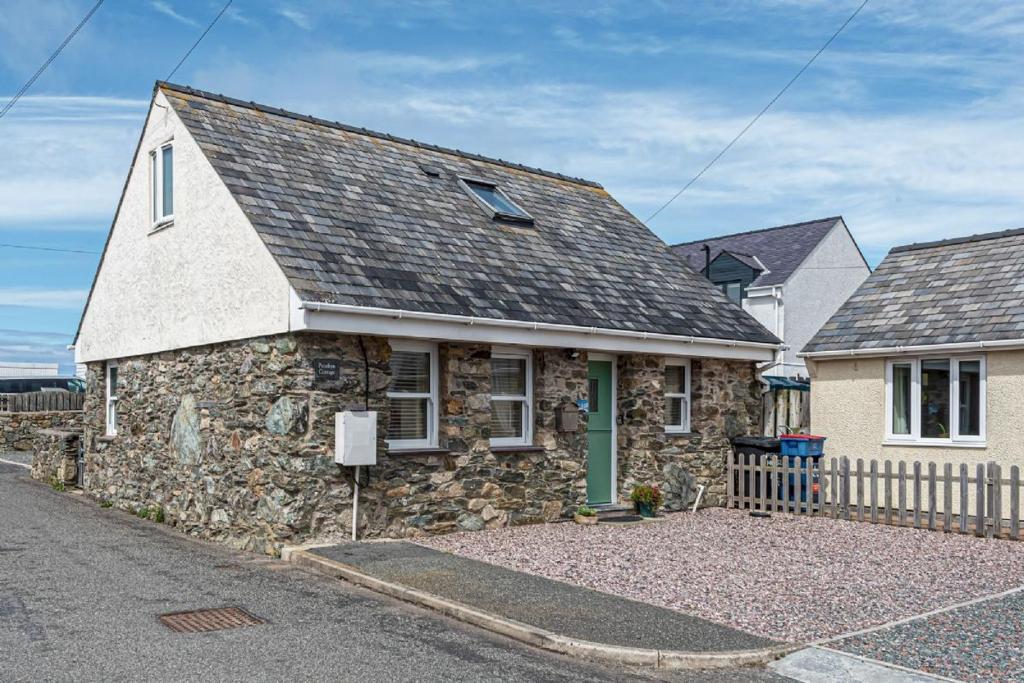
[386,340,438,450]
[884,355,986,445]
[105,361,118,436]
[150,140,174,228]
[664,357,692,434]
[458,176,534,223]
[490,347,533,447]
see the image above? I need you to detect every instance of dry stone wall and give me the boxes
[1,411,82,452]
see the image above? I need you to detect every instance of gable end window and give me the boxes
[460,178,533,223]
[105,361,119,436]
[491,349,533,447]
[665,358,692,433]
[387,341,438,450]
[150,141,174,227]
[885,356,986,444]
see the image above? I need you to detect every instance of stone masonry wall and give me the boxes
[617,356,760,509]
[1,411,82,452]
[84,334,590,554]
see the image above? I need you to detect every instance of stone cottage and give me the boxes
[72,82,780,554]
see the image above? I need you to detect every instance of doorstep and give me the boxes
[288,540,794,669]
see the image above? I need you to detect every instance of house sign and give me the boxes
[313,358,341,381]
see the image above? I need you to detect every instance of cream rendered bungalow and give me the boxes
[802,228,1024,487]
[73,82,780,553]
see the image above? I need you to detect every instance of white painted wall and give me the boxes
[777,220,869,378]
[76,90,293,363]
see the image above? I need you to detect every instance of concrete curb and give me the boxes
[288,548,797,670]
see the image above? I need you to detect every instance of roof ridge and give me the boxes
[890,226,1024,254]
[669,216,842,248]
[157,81,603,189]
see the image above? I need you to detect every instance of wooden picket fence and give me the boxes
[0,391,84,413]
[726,453,1021,541]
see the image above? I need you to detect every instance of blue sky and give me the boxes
[3,1,1024,371]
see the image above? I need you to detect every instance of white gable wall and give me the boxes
[780,219,870,377]
[75,90,293,363]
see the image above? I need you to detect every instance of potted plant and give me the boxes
[574,504,598,525]
[630,484,663,518]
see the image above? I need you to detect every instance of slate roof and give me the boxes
[671,217,844,287]
[803,228,1024,353]
[160,82,777,344]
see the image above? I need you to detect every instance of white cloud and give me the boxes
[0,289,87,309]
[0,96,147,229]
[278,7,313,30]
[150,1,198,27]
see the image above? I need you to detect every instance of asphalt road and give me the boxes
[0,461,790,682]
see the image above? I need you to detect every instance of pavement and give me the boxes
[308,541,781,656]
[0,461,792,682]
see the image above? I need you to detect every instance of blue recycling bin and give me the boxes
[780,436,826,502]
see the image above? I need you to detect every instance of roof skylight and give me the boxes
[461,178,533,223]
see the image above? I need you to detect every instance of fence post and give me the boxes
[927,462,937,531]
[842,457,851,520]
[1011,466,1020,541]
[976,463,986,537]
[853,459,863,522]
[883,460,892,524]
[727,451,735,508]
[943,463,953,533]
[913,462,922,529]
[960,464,969,534]
[869,460,878,524]
[794,455,803,515]
[738,453,747,510]
[992,463,1003,539]
[830,458,838,519]
[898,461,907,526]
[805,456,814,515]
[781,456,791,514]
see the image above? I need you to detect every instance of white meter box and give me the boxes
[334,411,378,466]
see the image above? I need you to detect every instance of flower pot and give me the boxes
[635,502,656,518]
[574,513,598,525]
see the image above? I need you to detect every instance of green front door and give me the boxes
[586,359,614,504]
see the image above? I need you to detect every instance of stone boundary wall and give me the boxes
[1,411,83,452]
[31,429,80,485]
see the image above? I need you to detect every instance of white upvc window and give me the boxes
[665,358,691,433]
[387,340,438,450]
[885,355,986,445]
[490,348,533,447]
[105,361,118,436]
[150,141,174,227]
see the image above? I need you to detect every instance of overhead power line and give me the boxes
[167,0,233,81]
[0,0,105,121]
[645,0,870,224]
[0,242,100,255]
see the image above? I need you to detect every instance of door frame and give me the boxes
[588,352,617,505]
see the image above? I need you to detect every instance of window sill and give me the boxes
[665,430,698,437]
[387,447,450,457]
[148,220,174,235]
[882,440,987,449]
[491,445,546,453]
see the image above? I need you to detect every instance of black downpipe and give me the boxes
[355,335,372,489]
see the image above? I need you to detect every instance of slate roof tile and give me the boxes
[804,227,1024,352]
[161,82,777,344]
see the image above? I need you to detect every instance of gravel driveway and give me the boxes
[419,508,1024,643]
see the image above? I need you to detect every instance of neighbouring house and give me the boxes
[802,228,1024,496]
[71,82,780,554]
[672,217,870,434]
[0,362,59,378]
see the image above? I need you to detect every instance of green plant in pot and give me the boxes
[574,504,598,525]
[630,484,663,518]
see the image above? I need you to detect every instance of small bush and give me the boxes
[99,500,113,509]
[49,477,65,492]
[136,507,149,520]
[576,504,597,517]
[630,484,664,508]
[149,506,165,524]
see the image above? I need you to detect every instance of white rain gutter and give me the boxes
[800,337,1024,359]
[299,301,782,353]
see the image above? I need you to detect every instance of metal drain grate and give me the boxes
[159,607,265,633]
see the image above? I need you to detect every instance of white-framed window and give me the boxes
[665,358,691,433]
[150,141,174,226]
[105,361,118,436]
[458,176,534,223]
[490,348,533,447]
[885,356,986,444]
[387,340,438,450]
